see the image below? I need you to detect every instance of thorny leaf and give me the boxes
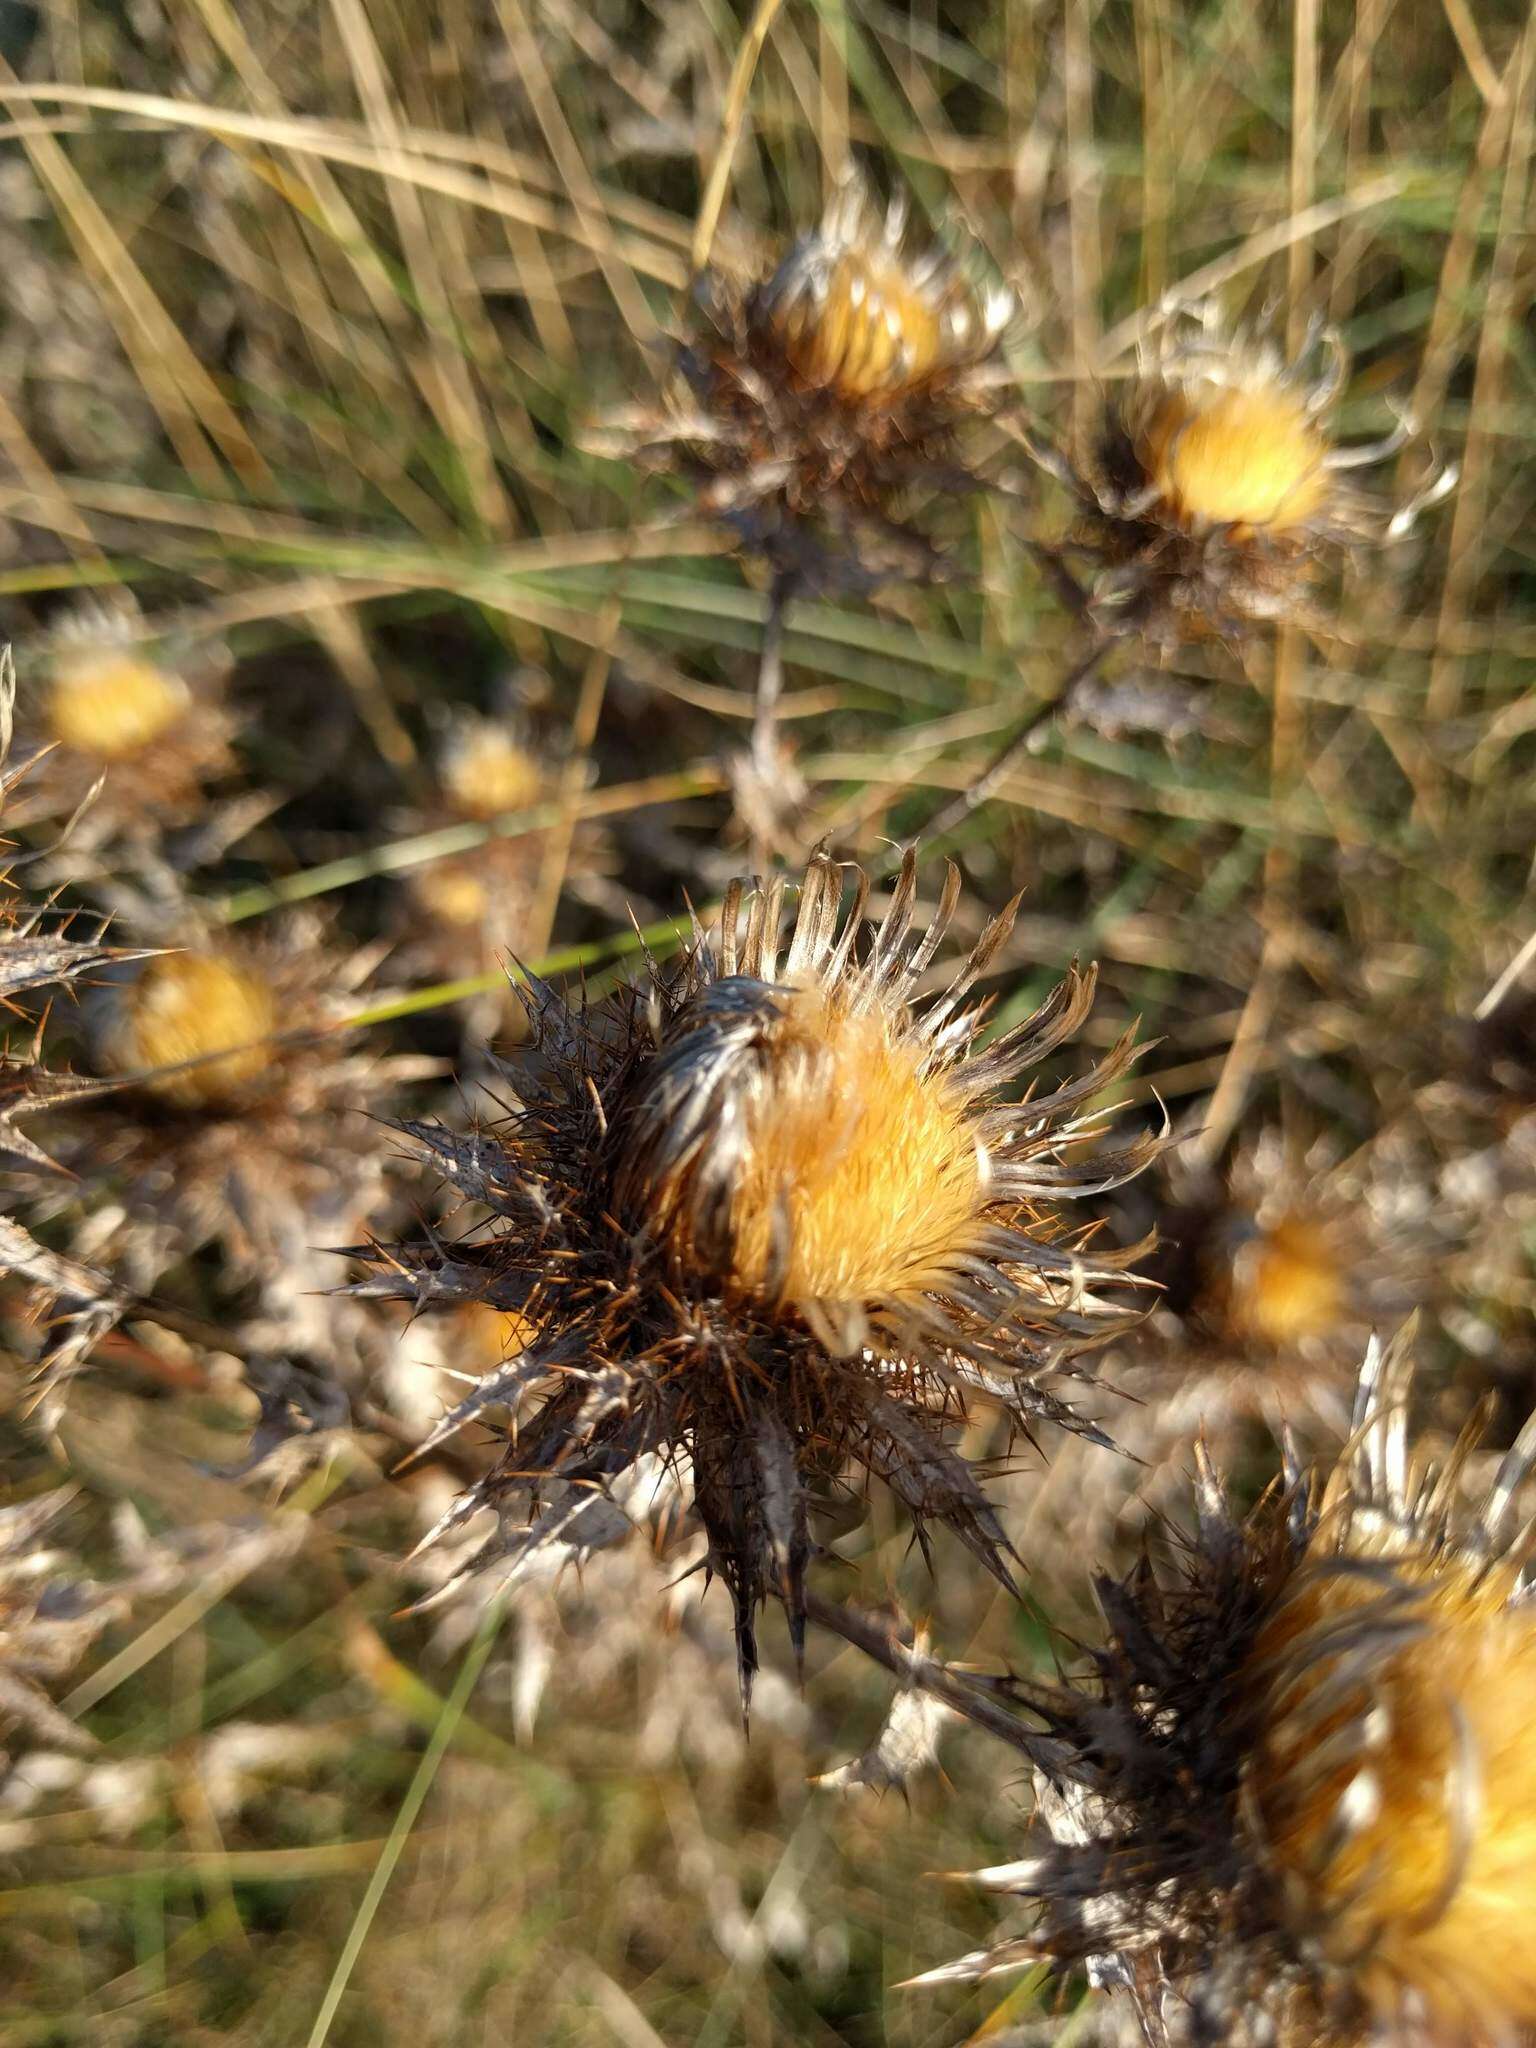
[817,1630,955,1793]
[0,1214,128,1428]
[393,1337,578,1472]
[854,1385,1022,1594]
[0,926,159,1003]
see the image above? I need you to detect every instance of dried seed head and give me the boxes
[1242,1545,1536,2036]
[1222,1213,1346,1350]
[115,951,278,1110]
[440,722,543,822]
[1139,383,1329,535]
[590,175,1016,582]
[356,850,1160,1693]
[1058,299,1454,645]
[937,1329,1536,2047]
[48,646,189,760]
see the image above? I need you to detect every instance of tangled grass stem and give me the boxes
[923,636,1114,841]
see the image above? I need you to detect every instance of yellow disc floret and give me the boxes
[725,985,984,1309]
[1225,1216,1345,1349]
[1243,1546,1536,2039]
[48,650,188,760]
[412,861,491,929]
[119,952,279,1110]
[1143,383,1329,534]
[776,252,945,402]
[441,727,543,822]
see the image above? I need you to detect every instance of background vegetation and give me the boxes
[2,0,1533,2042]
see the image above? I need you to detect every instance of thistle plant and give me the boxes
[352,848,1158,1698]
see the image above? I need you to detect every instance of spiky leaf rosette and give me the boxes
[355,850,1157,1699]
[928,1328,1536,2048]
[1034,299,1455,645]
[590,176,1015,587]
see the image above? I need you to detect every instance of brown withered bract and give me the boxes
[921,1327,1536,2048]
[1030,299,1455,646]
[591,177,1017,587]
[351,849,1160,1701]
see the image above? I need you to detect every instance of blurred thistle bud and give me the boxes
[1031,298,1455,645]
[437,719,545,825]
[111,950,279,1112]
[353,849,1160,1701]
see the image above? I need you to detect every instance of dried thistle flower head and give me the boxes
[1038,299,1455,643]
[13,601,233,837]
[42,919,434,1299]
[353,850,1158,1696]
[112,950,279,1110]
[593,176,1016,583]
[1017,1129,1428,1576]
[932,1327,1536,2048]
[48,642,189,760]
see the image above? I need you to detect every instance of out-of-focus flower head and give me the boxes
[10,599,234,840]
[1019,1124,1430,1574]
[926,1327,1536,2048]
[32,921,435,1305]
[402,715,552,977]
[592,174,1017,588]
[1034,298,1455,646]
[351,849,1159,1699]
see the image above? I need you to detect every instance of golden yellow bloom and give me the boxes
[1246,1545,1536,2036]
[440,724,543,823]
[773,248,946,402]
[1040,299,1455,644]
[358,850,1158,1695]
[1222,1213,1345,1349]
[115,951,278,1110]
[1139,383,1329,535]
[936,1331,1536,2048]
[48,648,188,760]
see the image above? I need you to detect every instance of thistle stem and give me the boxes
[922,635,1113,842]
[799,1589,1047,1761]
[751,563,796,785]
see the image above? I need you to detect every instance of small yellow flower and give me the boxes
[48,648,189,761]
[1041,298,1455,642]
[439,723,544,823]
[1222,1212,1345,1349]
[116,951,278,1110]
[1139,383,1330,536]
